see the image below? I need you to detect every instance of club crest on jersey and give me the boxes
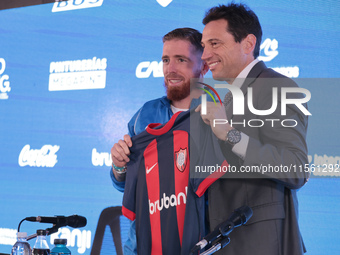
[175,148,187,172]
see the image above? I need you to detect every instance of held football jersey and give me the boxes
[122,110,229,255]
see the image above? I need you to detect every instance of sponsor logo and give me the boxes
[258,38,299,78]
[91,148,112,167]
[50,227,91,254]
[175,148,187,172]
[49,57,107,91]
[0,57,11,100]
[18,144,60,167]
[146,162,158,174]
[272,66,299,79]
[258,38,279,62]
[149,186,187,215]
[156,0,173,8]
[135,61,163,78]
[52,0,104,12]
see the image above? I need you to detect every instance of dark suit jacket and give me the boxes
[208,61,309,255]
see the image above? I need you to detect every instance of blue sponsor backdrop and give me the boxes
[0,0,339,254]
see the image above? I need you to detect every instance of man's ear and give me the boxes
[200,61,209,77]
[242,34,256,55]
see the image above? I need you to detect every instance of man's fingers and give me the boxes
[117,139,131,158]
[111,140,130,166]
[123,134,133,147]
[111,148,126,167]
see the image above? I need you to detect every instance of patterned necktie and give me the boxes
[223,91,233,110]
[223,91,233,121]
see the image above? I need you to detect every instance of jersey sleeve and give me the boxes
[122,152,140,221]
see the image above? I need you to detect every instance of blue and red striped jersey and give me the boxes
[122,110,228,255]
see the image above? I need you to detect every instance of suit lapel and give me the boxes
[241,61,267,93]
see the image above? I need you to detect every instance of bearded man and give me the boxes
[109,28,208,255]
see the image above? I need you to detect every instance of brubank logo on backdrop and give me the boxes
[0,58,11,100]
[49,57,107,91]
[136,38,300,79]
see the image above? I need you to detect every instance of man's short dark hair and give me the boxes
[163,28,203,55]
[203,3,262,58]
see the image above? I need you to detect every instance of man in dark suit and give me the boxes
[198,3,309,255]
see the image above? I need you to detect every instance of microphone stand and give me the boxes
[27,224,60,241]
[200,236,230,255]
[190,205,253,255]
[190,222,234,255]
[27,233,37,241]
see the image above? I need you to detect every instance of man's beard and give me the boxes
[164,71,201,102]
[164,80,191,101]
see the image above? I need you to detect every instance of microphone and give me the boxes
[25,215,87,228]
[191,205,253,254]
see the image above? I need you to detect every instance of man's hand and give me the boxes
[195,102,232,141]
[111,134,133,181]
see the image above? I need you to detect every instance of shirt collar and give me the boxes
[232,59,260,88]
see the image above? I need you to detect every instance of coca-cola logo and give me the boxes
[18,144,60,167]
